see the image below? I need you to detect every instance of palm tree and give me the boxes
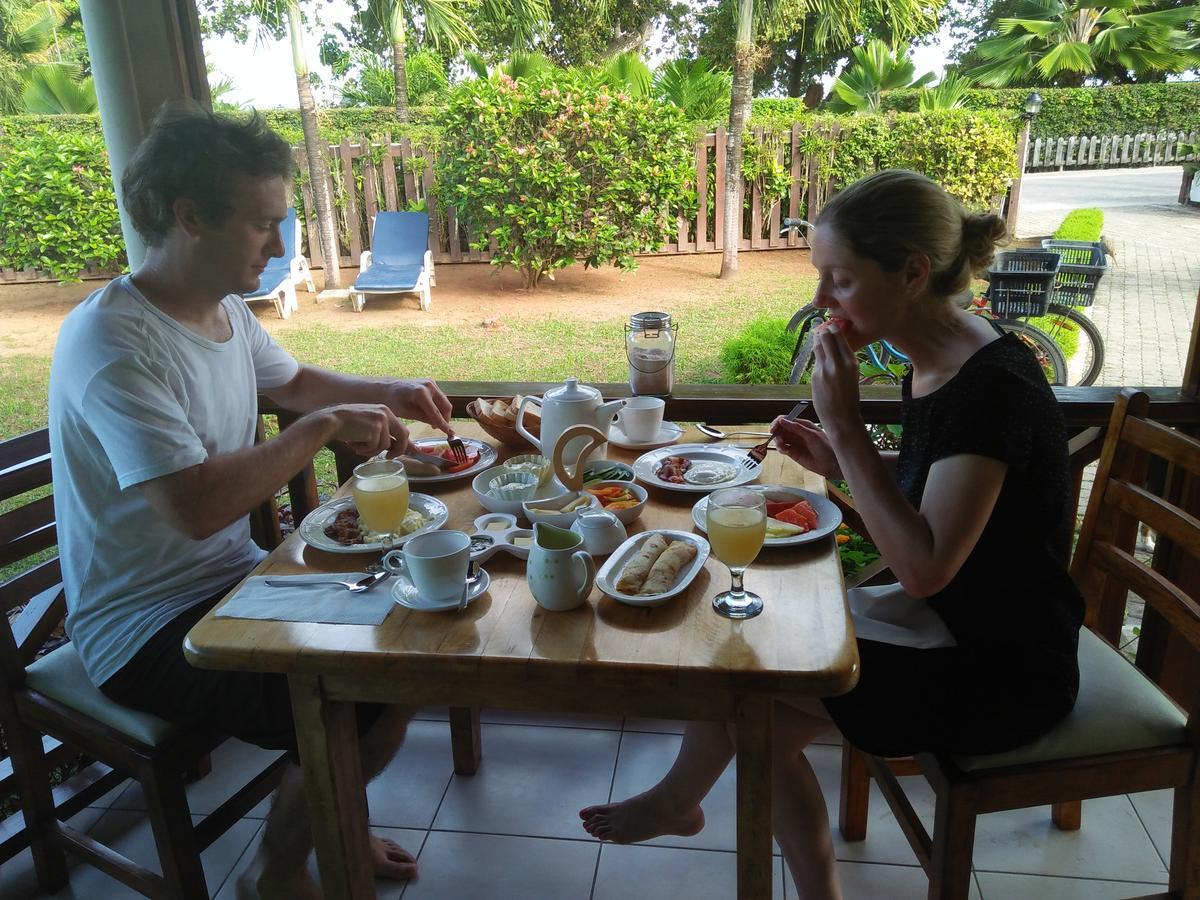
[601,50,652,97]
[829,39,934,113]
[653,57,732,122]
[22,59,94,112]
[971,0,1200,87]
[339,46,449,107]
[717,0,936,279]
[0,0,59,113]
[918,70,974,111]
[463,49,555,79]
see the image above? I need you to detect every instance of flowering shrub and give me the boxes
[437,69,697,288]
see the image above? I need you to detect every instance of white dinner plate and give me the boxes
[406,437,497,484]
[595,529,711,607]
[691,485,843,547]
[392,567,490,612]
[632,444,760,493]
[607,421,684,450]
[298,493,449,554]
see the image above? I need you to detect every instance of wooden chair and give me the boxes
[835,389,1200,899]
[0,426,290,899]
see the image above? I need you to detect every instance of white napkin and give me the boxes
[847,583,957,650]
[215,574,394,625]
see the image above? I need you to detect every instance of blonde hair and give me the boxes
[816,170,1007,314]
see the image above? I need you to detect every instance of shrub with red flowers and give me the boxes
[437,69,697,288]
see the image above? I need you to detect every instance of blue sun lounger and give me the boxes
[351,211,436,312]
[243,207,315,318]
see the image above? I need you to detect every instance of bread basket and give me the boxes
[467,399,541,449]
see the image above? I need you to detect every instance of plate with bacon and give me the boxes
[632,444,760,493]
[690,485,841,547]
[402,437,497,484]
[298,493,449,554]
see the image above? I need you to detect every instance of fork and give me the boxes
[447,436,470,465]
[744,401,811,470]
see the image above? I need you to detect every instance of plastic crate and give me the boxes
[1040,239,1108,308]
[987,250,1060,318]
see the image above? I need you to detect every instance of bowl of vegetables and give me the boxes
[583,480,648,525]
[522,491,601,529]
[583,460,635,486]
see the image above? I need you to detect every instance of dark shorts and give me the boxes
[100,587,385,764]
[821,639,1077,758]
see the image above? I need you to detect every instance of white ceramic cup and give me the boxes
[618,396,666,442]
[387,530,470,602]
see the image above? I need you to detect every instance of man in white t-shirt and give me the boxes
[49,105,441,899]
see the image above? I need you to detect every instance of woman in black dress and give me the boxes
[580,170,1083,899]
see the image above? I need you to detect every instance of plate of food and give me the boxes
[402,437,497,484]
[690,485,842,547]
[595,529,711,607]
[632,444,760,493]
[298,493,450,553]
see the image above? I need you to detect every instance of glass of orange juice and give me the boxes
[706,487,767,619]
[352,458,410,548]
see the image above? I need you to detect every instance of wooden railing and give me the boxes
[1026,130,1199,172]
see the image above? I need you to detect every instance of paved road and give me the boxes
[1016,166,1200,388]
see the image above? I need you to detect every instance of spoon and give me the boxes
[264,571,391,592]
[695,423,773,440]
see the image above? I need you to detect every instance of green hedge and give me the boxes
[1053,209,1104,242]
[882,83,1200,139]
[720,315,795,384]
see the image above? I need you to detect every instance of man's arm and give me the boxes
[263,365,454,434]
[136,403,406,541]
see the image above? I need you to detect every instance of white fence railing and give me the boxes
[1026,130,1199,171]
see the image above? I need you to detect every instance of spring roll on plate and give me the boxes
[616,533,670,594]
[639,540,699,596]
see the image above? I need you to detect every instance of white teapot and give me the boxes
[516,379,625,462]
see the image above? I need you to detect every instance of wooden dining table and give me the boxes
[183,422,859,899]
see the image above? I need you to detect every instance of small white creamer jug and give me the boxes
[527,523,595,612]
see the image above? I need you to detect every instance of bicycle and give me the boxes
[780,218,1104,387]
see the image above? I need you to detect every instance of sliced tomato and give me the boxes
[441,449,480,473]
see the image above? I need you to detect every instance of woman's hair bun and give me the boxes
[961,212,1008,273]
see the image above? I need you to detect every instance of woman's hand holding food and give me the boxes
[810,322,865,441]
[770,417,842,479]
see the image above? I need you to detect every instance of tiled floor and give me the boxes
[0,709,1172,899]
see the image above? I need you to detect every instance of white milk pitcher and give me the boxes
[527,523,595,612]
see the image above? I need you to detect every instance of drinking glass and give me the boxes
[706,487,767,619]
[351,458,410,548]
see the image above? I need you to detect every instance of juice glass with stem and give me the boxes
[706,487,768,619]
[352,458,410,548]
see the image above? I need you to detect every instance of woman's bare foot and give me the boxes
[235,863,321,900]
[371,834,418,880]
[579,790,705,844]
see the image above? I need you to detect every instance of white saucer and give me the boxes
[392,568,490,612]
[608,421,684,450]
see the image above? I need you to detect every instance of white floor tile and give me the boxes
[109,738,283,818]
[434,723,620,840]
[0,806,105,900]
[480,708,623,730]
[403,831,598,899]
[21,809,260,900]
[976,871,1168,899]
[366,720,456,829]
[212,823,426,900]
[783,860,983,900]
[972,796,1168,883]
[1129,788,1173,867]
[595,844,784,900]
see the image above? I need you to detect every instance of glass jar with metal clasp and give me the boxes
[625,311,678,397]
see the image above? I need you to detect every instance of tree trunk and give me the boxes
[720,0,755,281]
[295,73,341,289]
[392,40,410,123]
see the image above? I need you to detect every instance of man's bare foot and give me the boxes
[371,834,418,880]
[579,790,705,844]
[235,863,321,900]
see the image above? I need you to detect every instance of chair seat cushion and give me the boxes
[354,263,423,292]
[244,268,288,299]
[25,643,180,748]
[953,628,1187,772]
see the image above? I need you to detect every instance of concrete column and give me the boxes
[79,0,211,269]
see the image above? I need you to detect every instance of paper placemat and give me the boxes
[216,575,394,625]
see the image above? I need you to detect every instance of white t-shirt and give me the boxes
[48,276,300,686]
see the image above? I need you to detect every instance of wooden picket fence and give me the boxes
[1026,130,1200,172]
[292,125,845,270]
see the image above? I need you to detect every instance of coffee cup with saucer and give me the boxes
[382,530,490,611]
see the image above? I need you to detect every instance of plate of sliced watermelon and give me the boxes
[690,484,842,547]
[405,437,497,485]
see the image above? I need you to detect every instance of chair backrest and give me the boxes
[261,207,300,276]
[1070,389,1200,723]
[370,211,429,266]
[0,428,63,692]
